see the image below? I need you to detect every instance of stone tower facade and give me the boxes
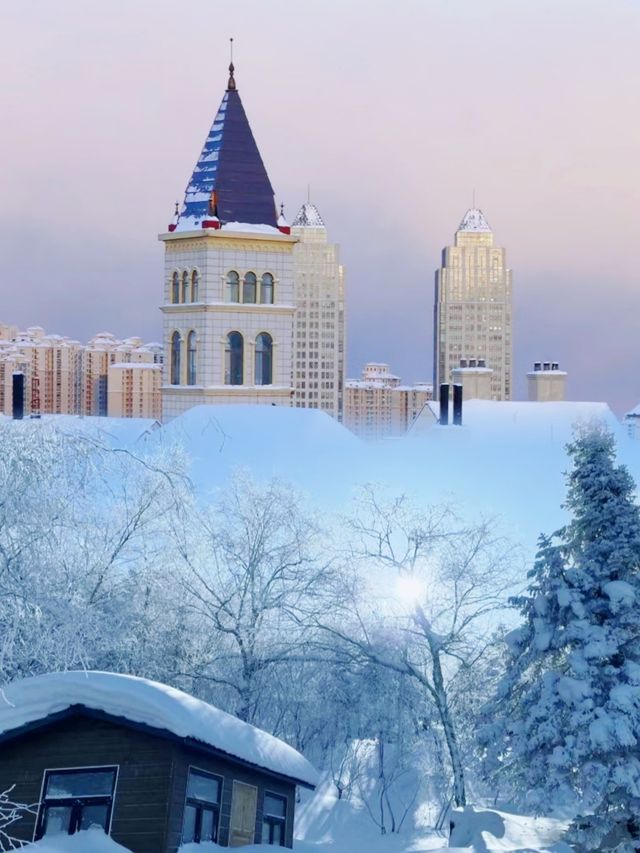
[160,63,295,420]
[434,209,512,400]
[291,203,345,420]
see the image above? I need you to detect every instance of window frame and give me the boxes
[260,272,274,305]
[225,331,244,386]
[170,331,182,385]
[34,764,119,841]
[181,766,223,846]
[254,332,273,386]
[187,330,197,386]
[261,790,287,847]
[242,271,257,304]
[191,269,200,303]
[226,271,240,303]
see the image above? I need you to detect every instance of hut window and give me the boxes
[262,792,286,846]
[35,766,117,839]
[182,768,222,845]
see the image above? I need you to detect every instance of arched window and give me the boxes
[171,272,180,304]
[191,270,199,302]
[187,331,197,385]
[243,272,257,304]
[170,331,181,385]
[260,273,274,305]
[226,271,240,303]
[255,332,273,386]
[181,271,189,303]
[225,332,243,385]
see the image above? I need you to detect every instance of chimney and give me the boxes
[527,361,567,402]
[478,358,486,368]
[460,358,468,368]
[543,361,551,371]
[534,362,542,371]
[439,383,450,425]
[12,372,24,420]
[453,383,463,426]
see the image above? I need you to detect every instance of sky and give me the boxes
[2,0,639,412]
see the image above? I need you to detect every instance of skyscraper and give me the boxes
[291,203,345,419]
[433,209,512,400]
[160,61,296,420]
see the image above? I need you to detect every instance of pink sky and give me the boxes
[2,0,639,411]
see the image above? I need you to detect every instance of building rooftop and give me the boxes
[175,62,277,231]
[458,207,492,232]
[0,671,318,788]
[292,202,325,228]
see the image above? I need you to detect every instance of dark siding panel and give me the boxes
[167,745,296,851]
[0,716,174,853]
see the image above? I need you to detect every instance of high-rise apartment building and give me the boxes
[292,203,345,419]
[344,363,433,440]
[434,209,512,400]
[0,326,162,419]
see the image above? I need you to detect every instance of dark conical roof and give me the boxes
[175,76,277,231]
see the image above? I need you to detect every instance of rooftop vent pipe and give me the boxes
[453,383,463,426]
[12,372,24,420]
[439,384,450,425]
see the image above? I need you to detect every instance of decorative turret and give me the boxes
[277,203,290,235]
[171,58,278,232]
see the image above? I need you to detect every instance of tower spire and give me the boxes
[227,37,236,90]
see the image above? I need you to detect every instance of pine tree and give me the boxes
[483,426,640,851]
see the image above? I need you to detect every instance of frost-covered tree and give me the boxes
[0,785,36,850]
[172,473,336,723]
[319,487,517,809]
[483,426,640,851]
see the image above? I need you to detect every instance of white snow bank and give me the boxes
[27,827,131,852]
[449,806,571,852]
[0,671,317,787]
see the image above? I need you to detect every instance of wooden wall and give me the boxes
[0,713,297,850]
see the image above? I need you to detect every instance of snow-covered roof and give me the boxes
[293,202,325,228]
[0,671,318,788]
[458,207,492,232]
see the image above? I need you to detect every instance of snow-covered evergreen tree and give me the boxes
[483,425,640,850]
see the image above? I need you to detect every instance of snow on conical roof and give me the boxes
[175,63,277,231]
[0,671,318,788]
[292,202,325,228]
[458,208,492,233]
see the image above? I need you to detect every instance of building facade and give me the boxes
[0,325,162,419]
[291,203,345,419]
[160,63,296,420]
[344,363,433,439]
[434,208,512,400]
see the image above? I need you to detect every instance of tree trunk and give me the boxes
[430,645,466,808]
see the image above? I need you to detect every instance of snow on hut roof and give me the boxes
[0,671,318,788]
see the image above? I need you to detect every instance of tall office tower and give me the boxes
[160,62,295,420]
[434,209,512,400]
[291,203,345,419]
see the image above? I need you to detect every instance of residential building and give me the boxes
[291,202,345,419]
[434,208,512,400]
[0,671,317,850]
[160,61,296,420]
[344,362,433,439]
[0,325,162,419]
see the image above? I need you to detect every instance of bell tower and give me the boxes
[159,59,295,420]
